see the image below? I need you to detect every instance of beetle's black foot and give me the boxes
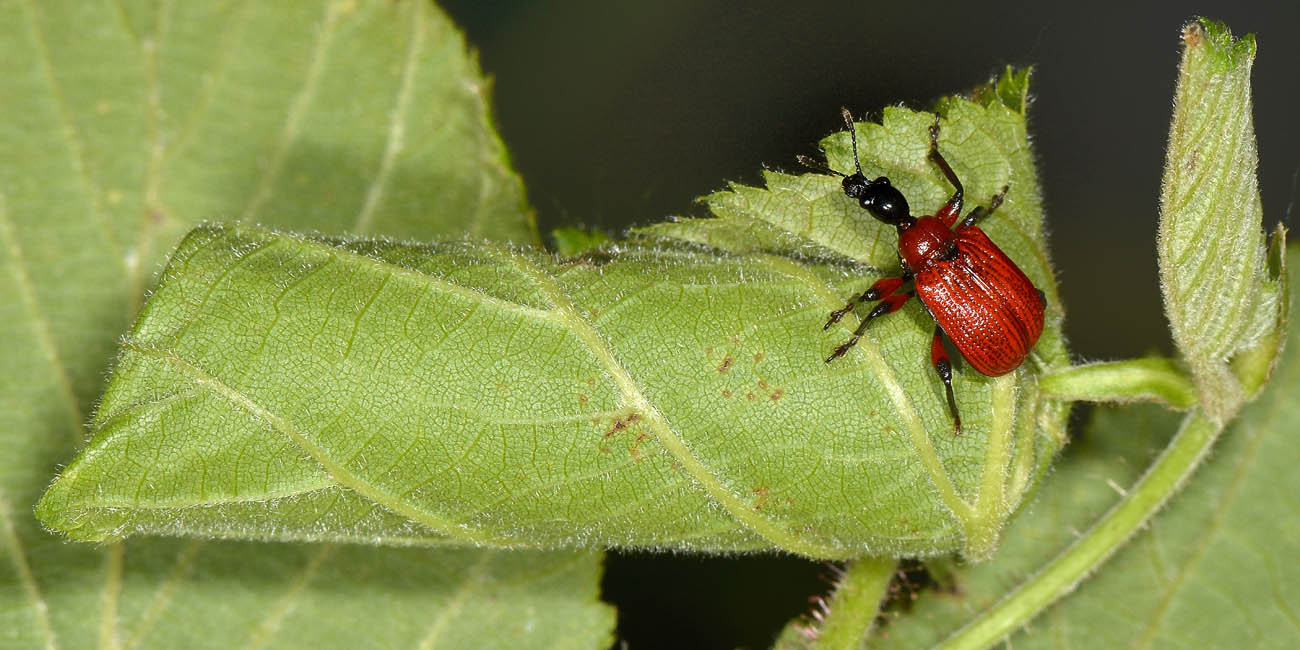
[824,306,853,329]
[826,337,859,363]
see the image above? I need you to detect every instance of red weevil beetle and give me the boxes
[803,108,1045,434]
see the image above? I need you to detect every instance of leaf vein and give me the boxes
[244,544,333,650]
[353,1,422,235]
[160,0,255,164]
[123,540,202,650]
[344,271,391,359]
[0,491,59,650]
[20,0,124,270]
[99,541,125,649]
[129,0,174,318]
[1134,398,1280,648]
[238,1,341,221]
[416,551,496,650]
[0,196,84,438]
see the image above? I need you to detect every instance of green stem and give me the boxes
[1039,358,1196,408]
[810,557,897,649]
[934,409,1223,649]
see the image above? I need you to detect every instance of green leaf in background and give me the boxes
[868,249,1300,648]
[43,215,1061,560]
[2,1,609,647]
[1158,19,1283,419]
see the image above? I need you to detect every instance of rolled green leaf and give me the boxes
[1158,19,1285,419]
[40,222,1068,559]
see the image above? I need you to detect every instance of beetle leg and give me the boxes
[931,325,963,435]
[958,186,1010,229]
[824,274,910,329]
[826,290,914,362]
[928,117,964,227]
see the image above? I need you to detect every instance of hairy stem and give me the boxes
[810,557,897,649]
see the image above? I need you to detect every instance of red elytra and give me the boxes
[805,109,1045,434]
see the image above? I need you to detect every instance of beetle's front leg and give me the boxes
[958,186,1009,229]
[824,272,913,329]
[826,285,915,363]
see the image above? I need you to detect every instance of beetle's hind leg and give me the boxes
[931,325,963,435]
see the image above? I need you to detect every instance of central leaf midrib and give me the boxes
[482,244,848,558]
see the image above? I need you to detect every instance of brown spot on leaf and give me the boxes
[770,389,783,400]
[717,355,733,373]
[604,418,629,438]
[578,394,588,404]
[722,389,732,398]
[752,486,769,510]
[603,413,642,438]
[629,431,650,460]
[745,392,756,400]
[753,352,764,362]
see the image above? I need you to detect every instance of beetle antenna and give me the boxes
[840,107,865,177]
[796,153,844,177]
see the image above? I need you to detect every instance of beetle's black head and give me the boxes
[843,173,912,227]
[831,108,914,228]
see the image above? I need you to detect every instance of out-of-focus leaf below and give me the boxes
[1,1,608,648]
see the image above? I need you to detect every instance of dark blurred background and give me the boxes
[439,2,1298,647]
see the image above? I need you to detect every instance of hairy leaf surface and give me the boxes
[1159,20,1281,417]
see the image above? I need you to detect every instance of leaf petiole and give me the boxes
[1038,358,1197,409]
